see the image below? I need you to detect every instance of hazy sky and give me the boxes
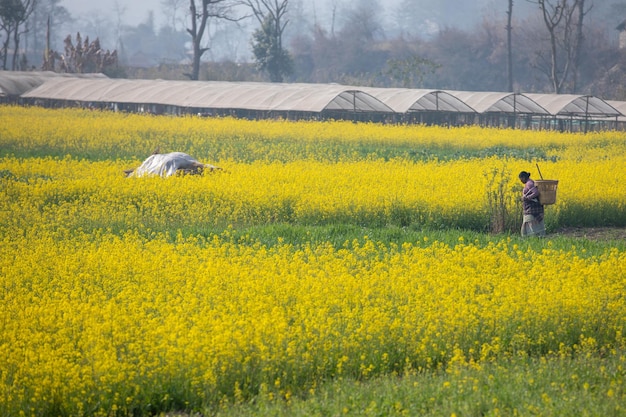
[59,0,406,28]
[60,0,165,25]
[55,0,520,62]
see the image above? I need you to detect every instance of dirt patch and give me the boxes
[553,227,626,241]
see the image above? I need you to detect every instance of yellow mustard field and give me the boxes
[3,106,626,155]
[0,106,625,414]
[1,155,624,233]
[1,230,625,414]
[1,106,624,232]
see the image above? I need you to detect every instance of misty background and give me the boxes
[53,0,541,63]
[9,0,626,99]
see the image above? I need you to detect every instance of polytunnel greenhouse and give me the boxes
[525,93,622,132]
[0,71,106,100]
[3,70,625,131]
[19,78,395,122]
[358,88,476,126]
[607,100,626,124]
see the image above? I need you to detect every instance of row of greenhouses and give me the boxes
[2,70,624,131]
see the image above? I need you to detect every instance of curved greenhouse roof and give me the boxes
[0,71,106,97]
[22,78,394,113]
[525,94,621,117]
[446,91,549,114]
[12,71,624,130]
[606,100,626,121]
[358,88,475,113]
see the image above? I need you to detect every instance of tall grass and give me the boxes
[212,351,626,417]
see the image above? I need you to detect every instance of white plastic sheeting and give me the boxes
[606,100,626,122]
[22,78,394,113]
[446,91,549,114]
[359,88,475,113]
[15,73,625,121]
[182,82,393,113]
[130,152,213,177]
[0,71,106,97]
[525,94,621,117]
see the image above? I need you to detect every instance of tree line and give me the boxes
[3,0,626,99]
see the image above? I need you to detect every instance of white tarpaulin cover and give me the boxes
[131,152,207,177]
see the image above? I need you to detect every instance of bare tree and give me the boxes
[329,0,340,38]
[112,1,126,52]
[571,0,591,91]
[186,0,241,80]
[341,0,383,42]
[161,0,186,31]
[532,0,590,93]
[25,0,71,70]
[506,0,514,91]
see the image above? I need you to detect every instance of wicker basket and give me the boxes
[535,180,558,205]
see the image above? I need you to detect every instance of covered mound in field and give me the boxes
[128,152,215,177]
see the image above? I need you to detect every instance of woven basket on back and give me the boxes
[535,180,559,205]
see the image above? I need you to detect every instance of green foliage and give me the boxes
[209,351,626,417]
[0,0,26,23]
[381,55,441,88]
[484,165,520,233]
[225,224,625,255]
[252,16,293,82]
